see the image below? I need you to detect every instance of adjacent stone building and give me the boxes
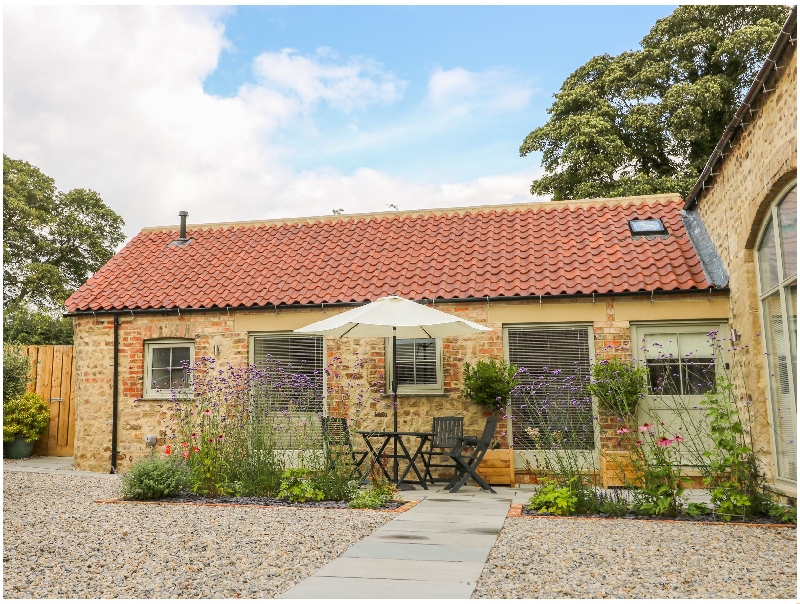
[66,194,730,478]
[684,7,797,496]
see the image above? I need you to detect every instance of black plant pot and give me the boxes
[3,435,35,459]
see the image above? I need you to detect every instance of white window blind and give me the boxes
[251,334,325,449]
[396,338,437,385]
[507,326,594,450]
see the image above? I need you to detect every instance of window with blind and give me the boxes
[386,338,443,393]
[250,333,325,448]
[756,184,797,482]
[506,326,594,450]
[144,340,194,398]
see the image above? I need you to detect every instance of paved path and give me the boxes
[280,486,532,599]
[2,456,101,476]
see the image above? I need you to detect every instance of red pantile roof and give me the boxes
[65,194,713,312]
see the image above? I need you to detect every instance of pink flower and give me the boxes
[656,436,672,447]
[616,427,631,434]
[183,451,190,459]
[181,442,189,448]
[639,423,653,432]
[203,409,212,416]
[193,446,200,453]
[635,440,644,446]
[218,434,224,441]
[191,433,197,439]
[672,434,684,443]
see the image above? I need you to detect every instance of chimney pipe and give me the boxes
[179,211,188,240]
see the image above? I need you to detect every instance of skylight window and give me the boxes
[629,218,667,236]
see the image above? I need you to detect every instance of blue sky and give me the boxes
[5,5,675,239]
[204,6,674,181]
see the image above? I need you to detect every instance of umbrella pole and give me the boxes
[392,328,398,483]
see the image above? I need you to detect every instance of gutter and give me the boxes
[63,287,729,318]
[111,314,119,474]
[683,6,797,211]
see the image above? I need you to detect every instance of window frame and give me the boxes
[385,337,444,395]
[143,339,195,399]
[503,322,598,464]
[755,181,797,485]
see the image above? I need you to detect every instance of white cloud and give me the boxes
[427,66,534,112]
[3,6,543,243]
[252,48,406,112]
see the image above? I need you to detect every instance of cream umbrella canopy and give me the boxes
[295,295,493,482]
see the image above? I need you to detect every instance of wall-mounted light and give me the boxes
[145,434,158,458]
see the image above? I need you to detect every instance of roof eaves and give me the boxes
[684,6,797,211]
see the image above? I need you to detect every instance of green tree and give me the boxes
[3,155,125,343]
[520,5,789,200]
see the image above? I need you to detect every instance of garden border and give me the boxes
[94,498,419,513]
[507,503,796,528]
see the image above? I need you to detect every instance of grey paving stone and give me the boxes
[366,530,498,547]
[313,557,486,582]
[278,576,475,599]
[342,540,491,562]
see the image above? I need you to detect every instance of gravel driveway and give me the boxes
[473,516,797,599]
[3,472,392,598]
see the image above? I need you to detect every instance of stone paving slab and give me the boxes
[278,577,475,599]
[313,557,486,582]
[386,519,504,533]
[366,530,498,547]
[342,540,491,562]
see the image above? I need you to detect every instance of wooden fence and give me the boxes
[24,345,76,457]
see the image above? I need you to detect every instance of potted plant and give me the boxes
[462,359,519,487]
[3,392,50,459]
[463,359,519,410]
[588,357,647,417]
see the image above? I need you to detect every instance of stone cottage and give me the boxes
[65,193,730,476]
[684,7,797,497]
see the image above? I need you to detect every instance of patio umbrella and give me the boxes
[295,295,492,482]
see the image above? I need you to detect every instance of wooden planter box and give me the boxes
[476,448,515,487]
[599,452,642,488]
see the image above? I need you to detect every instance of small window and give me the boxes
[387,338,443,394]
[629,218,667,236]
[144,340,194,397]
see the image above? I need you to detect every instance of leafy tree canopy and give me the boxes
[520,5,789,200]
[3,155,125,343]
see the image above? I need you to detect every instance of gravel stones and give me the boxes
[473,517,797,599]
[3,472,392,598]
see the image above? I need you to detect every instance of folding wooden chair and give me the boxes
[421,416,464,484]
[444,416,498,494]
[321,416,369,479]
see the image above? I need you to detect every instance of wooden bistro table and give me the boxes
[357,430,436,489]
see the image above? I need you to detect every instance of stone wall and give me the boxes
[693,41,797,487]
[72,294,728,473]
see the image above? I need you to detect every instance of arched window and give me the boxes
[756,183,797,482]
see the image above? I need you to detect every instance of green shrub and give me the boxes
[121,455,189,500]
[686,502,712,517]
[588,358,647,416]
[3,344,31,404]
[3,392,49,442]
[348,483,395,509]
[596,490,629,516]
[526,479,578,516]
[768,503,797,524]
[278,468,325,502]
[462,359,518,409]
